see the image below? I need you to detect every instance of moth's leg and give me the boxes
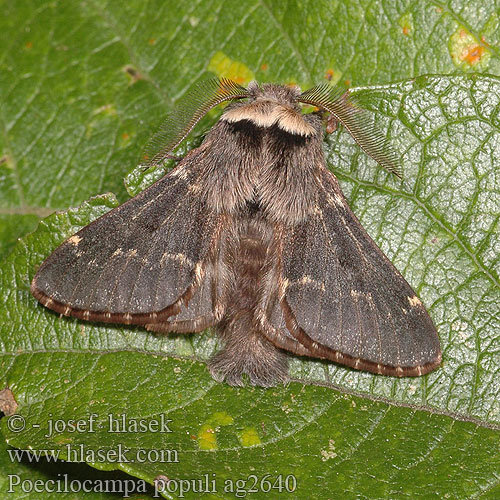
[311,110,339,134]
[326,114,338,134]
[164,153,184,161]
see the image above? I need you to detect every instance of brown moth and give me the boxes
[31,79,441,386]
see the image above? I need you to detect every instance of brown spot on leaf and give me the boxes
[261,63,269,71]
[462,44,485,65]
[155,474,169,480]
[124,65,143,83]
[0,388,18,416]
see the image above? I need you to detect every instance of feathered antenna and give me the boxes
[299,84,402,177]
[142,78,249,167]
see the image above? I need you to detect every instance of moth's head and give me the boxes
[221,81,317,137]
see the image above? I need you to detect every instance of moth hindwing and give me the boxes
[32,79,441,386]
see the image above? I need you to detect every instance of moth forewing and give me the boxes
[30,160,224,329]
[32,79,441,386]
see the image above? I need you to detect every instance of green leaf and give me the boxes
[2,1,500,498]
[0,214,40,261]
[2,353,500,500]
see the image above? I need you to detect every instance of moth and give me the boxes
[31,79,441,386]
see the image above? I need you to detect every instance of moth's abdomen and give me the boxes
[208,217,288,386]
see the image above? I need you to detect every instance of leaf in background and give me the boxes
[0,214,41,261]
[2,0,499,215]
[1,0,500,498]
[2,74,500,497]
[2,353,500,499]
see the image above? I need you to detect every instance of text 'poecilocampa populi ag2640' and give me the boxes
[31,79,441,387]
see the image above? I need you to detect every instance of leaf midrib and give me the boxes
[2,347,500,430]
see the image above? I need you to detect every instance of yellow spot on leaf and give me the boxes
[285,79,299,88]
[148,38,156,45]
[54,435,73,445]
[198,424,217,450]
[208,51,254,85]
[0,155,13,170]
[449,25,490,71]
[92,104,117,117]
[197,412,234,450]
[238,427,261,447]
[25,41,33,49]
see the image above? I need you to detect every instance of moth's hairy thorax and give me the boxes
[195,87,324,225]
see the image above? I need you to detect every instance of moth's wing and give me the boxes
[31,160,226,331]
[258,168,441,376]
